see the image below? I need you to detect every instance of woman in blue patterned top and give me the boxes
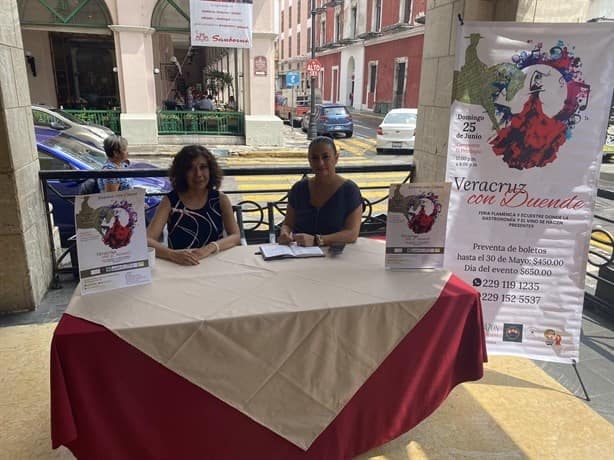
[97,135,134,192]
[146,145,240,265]
[278,136,362,248]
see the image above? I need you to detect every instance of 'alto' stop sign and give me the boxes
[306,59,322,77]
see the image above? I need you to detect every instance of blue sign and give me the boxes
[286,72,300,87]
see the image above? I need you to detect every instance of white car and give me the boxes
[32,104,114,151]
[376,108,418,154]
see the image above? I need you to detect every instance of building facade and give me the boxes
[276,0,426,112]
[17,0,282,146]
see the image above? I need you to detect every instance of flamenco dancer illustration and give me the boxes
[489,69,568,170]
[406,192,442,234]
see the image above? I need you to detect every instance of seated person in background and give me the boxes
[98,135,133,193]
[278,136,362,247]
[226,95,237,111]
[196,94,215,111]
[146,145,240,265]
[174,91,185,108]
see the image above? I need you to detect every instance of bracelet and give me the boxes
[211,241,220,254]
[289,231,294,241]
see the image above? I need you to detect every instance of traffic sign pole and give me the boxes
[308,2,318,141]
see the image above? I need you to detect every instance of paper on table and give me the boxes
[259,243,324,260]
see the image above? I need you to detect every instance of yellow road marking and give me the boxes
[232,172,408,183]
[339,137,375,149]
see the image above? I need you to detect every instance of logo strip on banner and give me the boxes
[189,0,253,49]
[444,22,614,363]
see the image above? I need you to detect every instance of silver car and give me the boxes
[32,105,114,150]
[376,108,418,154]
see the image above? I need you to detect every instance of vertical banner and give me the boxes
[444,22,614,363]
[75,189,151,295]
[189,0,253,48]
[386,183,451,269]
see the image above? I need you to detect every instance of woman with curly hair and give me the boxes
[147,145,240,265]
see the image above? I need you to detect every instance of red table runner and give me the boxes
[51,274,486,459]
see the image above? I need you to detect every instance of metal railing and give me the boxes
[38,165,614,313]
[39,164,412,286]
[63,109,121,134]
[157,110,245,135]
[585,187,614,315]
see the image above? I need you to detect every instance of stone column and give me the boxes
[244,32,284,146]
[0,0,52,313]
[413,0,591,182]
[109,25,158,145]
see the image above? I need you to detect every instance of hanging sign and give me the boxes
[190,0,253,49]
[444,22,614,363]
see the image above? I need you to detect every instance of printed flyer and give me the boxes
[444,22,614,363]
[75,189,151,295]
[190,0,253,49]
[386,183,451,269]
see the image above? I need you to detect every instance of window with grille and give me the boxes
[335,13,341,42]
[374,0,382,32]
[320,18,326,46]
[369,64,377,93]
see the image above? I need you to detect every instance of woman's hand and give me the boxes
[168,249,200,266]
[293,233,315,247]
[192,243,218,259]
[278,230,293,245]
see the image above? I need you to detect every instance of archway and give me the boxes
[17,0,118,109]
[151,0,244,111]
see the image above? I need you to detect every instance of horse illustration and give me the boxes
[453,33,526,131]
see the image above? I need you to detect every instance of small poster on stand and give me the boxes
[75,188,151,295]
[385,183,451,269]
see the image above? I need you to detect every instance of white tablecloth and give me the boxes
[66,238,451,449]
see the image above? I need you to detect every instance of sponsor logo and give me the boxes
[195,32,209,42]
[484,322,499,337]
[502,323,523,342]
[544,328,562,346]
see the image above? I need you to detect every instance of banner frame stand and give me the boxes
[446,17,611,397]
[572,359,590,401]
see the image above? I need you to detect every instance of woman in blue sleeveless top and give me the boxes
[147,145,240,265]
[278,136,362,248]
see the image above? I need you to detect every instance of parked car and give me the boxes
[301,104,353,138]
[36,127,170,245]
[32,104,114,151]
[376,108,418,154]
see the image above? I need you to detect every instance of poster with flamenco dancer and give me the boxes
[444,22,614,363]
[75,188,151,295]
[386,182,451,269]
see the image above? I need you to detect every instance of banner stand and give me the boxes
[445,17,614,391]
[572,359,590,401]
[454,15,589,402]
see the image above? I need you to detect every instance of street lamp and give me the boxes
[308,0,318,140]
